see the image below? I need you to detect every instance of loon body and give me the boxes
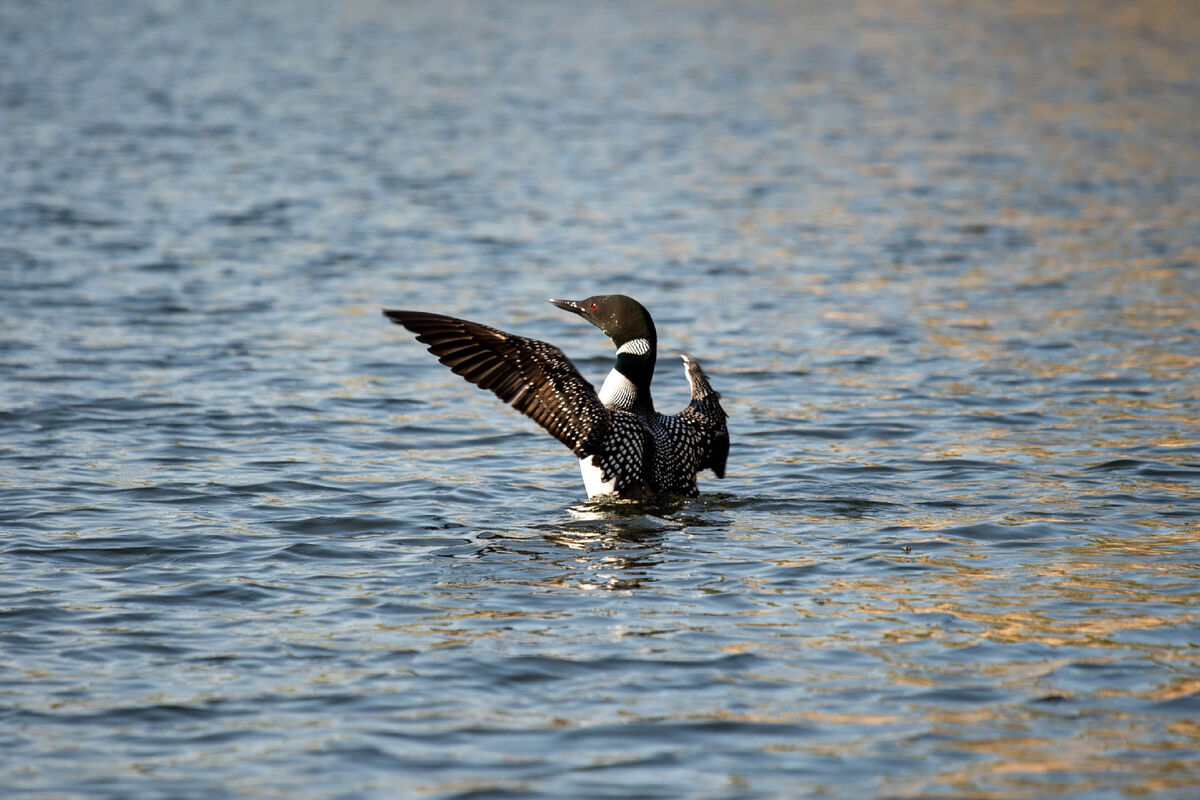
[383,295,728,500]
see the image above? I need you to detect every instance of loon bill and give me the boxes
[383,294,728,500]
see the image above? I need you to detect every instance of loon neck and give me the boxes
[599,338,656,413]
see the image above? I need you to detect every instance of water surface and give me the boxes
[2,1,1199,798]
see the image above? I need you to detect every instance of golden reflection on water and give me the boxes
[183,0,1200,792]
[730,538,1200,797]
[478,514,1200,796]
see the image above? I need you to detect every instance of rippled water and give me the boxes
[3,1,1200,798]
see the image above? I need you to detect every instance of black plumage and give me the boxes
[383,295,728,500]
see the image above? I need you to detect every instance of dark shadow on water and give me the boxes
[819,496,906,518]
[544,501,675,543]
[561,493,714,524]
[484,495,744,589]
[682,492,903,520]
[517,520,668,591]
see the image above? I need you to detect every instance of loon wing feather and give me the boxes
[678,353,729,479]
[383,310,609,456]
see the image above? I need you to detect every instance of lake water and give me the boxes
[3,1,1199,798]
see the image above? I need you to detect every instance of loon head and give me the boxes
[548,295,658,353]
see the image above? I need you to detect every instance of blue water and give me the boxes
[3,2,1200,798]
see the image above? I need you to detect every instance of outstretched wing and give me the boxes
[383,310,610,457]
[679,354,729,479]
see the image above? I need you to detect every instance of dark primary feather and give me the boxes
[382,310,610,457]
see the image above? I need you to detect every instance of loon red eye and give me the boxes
[590,303,597,310]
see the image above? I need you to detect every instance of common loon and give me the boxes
[383,295,728,500]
